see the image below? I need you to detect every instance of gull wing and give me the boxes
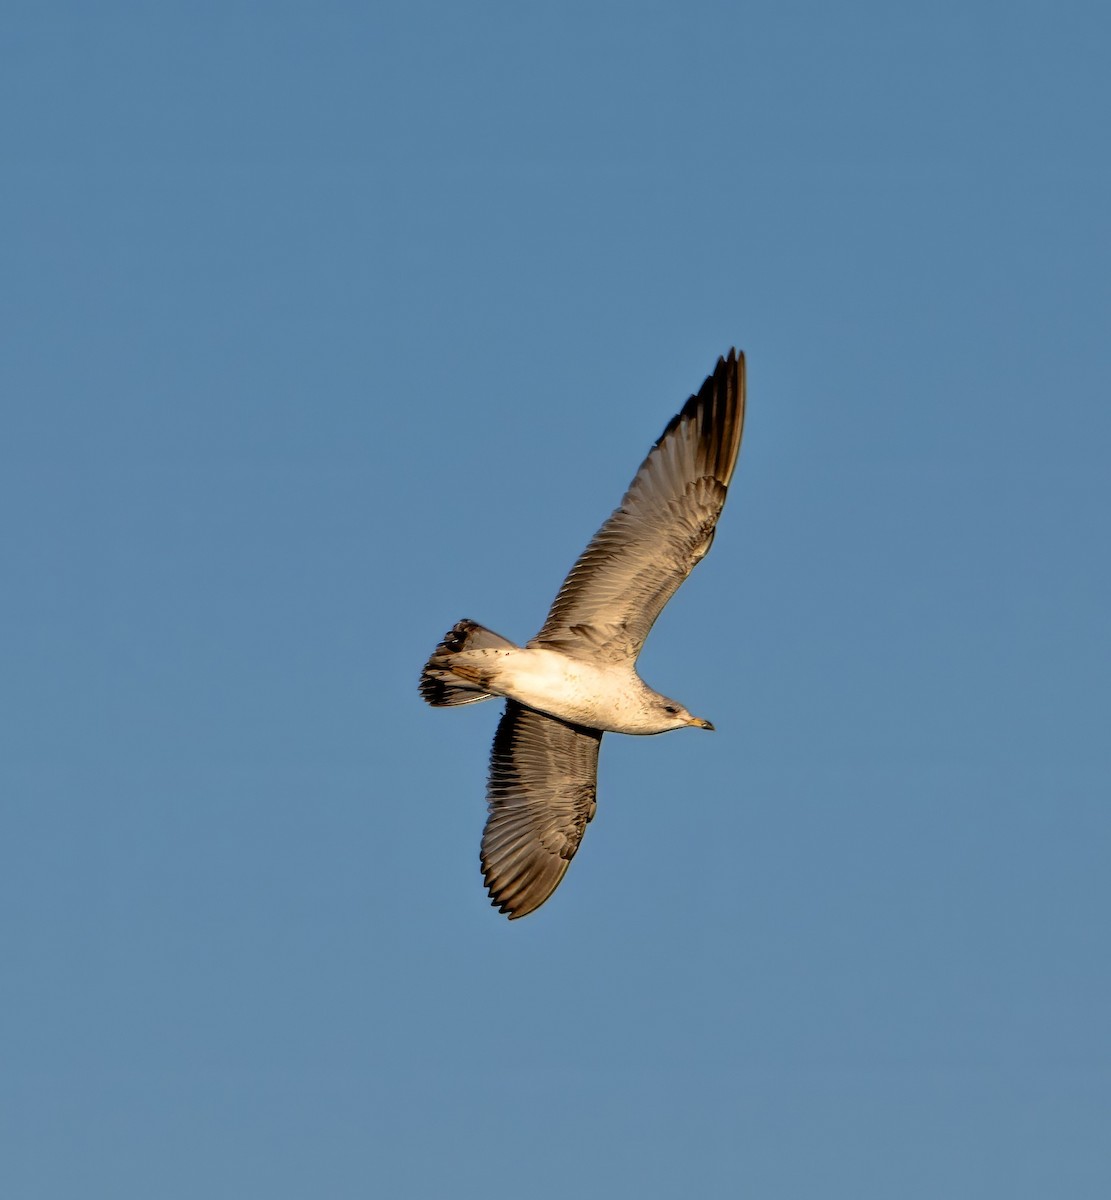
[481,702,602,919]
[530,349,745,663]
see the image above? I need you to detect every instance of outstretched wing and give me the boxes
[530,349,745,663]
[481,702,603,919]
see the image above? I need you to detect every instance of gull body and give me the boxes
[427,642,712,735]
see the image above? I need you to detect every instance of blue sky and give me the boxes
[3,3,1109,1196]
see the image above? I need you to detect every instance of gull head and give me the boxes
[656,697,715,733]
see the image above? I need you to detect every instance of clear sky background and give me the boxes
[3,3,1109,1197]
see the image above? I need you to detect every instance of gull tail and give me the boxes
[419,619,517,707]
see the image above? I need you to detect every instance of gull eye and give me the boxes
[663,704,679,715]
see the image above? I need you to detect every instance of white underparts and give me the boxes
[439,645,689,735]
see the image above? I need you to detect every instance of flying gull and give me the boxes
[420,349,746,918]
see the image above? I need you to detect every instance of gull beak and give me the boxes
[688,717,715,731]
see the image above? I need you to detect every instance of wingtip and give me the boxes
[717,346,745,377]
[694,347,746,485]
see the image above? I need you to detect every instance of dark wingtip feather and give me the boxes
[654,348,746,485]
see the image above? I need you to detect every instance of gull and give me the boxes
[420,349,746,918]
